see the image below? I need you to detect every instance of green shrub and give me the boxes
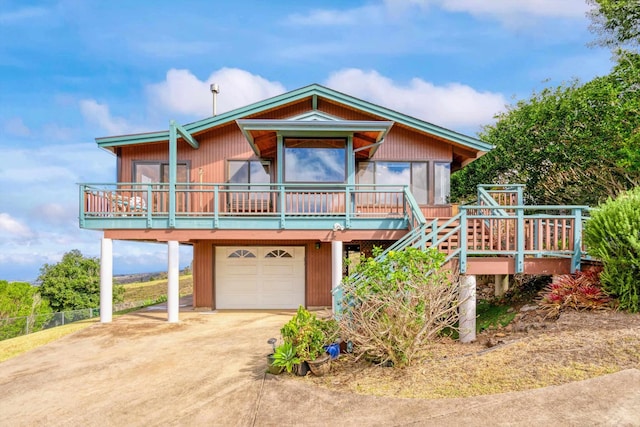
[339,247,460,367]
[584,187,640,312]
[280,306,339,362]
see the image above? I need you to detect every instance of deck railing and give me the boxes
[80,182,414,228]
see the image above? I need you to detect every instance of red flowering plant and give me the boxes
[538,268,613,317]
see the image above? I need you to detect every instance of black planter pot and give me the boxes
[266,354,283,375]
[293,361,310,376]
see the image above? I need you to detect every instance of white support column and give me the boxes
[167,241,180,323]
[100,237,113,323]
[331,240,343,312]
[459,275,477,343]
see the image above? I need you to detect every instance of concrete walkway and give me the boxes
[0,310,638,426]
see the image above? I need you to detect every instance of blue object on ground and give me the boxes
[324,343,340,359]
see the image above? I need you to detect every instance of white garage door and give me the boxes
[215,246,305,309]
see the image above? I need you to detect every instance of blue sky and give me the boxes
[0,0,613,281]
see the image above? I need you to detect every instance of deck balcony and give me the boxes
[78,183,419,231]
[79,183,592,275]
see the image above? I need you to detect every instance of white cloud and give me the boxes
[0,213,33,238]
[146,68,286,118]
[0,6,48,24]
[286,5,381,26]
[325,68,506,130]
[384,0,590,26]
[2,117,31,137]
[79,99,142,135]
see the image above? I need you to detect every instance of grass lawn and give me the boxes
[0,275,193,362]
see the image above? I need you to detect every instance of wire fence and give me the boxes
[0,296,170,341]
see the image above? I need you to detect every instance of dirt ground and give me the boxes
[1,304,640,426]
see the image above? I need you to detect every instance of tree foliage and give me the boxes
[588,0,640,51]
[0,280,52,340]
[37,249,124,312]
[584,187,640,312]
[339,247,460,367]
[451,53,640,206]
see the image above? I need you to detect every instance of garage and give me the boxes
[215,246,305,309]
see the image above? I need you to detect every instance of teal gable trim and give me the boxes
[95,84,492,153]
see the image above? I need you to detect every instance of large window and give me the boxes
[284,138,346,183]
[357,161,428,205]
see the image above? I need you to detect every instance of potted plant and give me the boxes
[280,306,339,376]
[266,338,283,375]
[271,341,300,374]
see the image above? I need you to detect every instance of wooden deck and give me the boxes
[79,183,591,275]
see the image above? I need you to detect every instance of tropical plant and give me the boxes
[538,268,612,317]
[339,247,460,367]
[280,306,337,361]
[271,341,301,373]
[584,187,640,312]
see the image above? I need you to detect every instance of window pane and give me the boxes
[356,162,374,185]
[249,161,270,183]
[434,162,451,205]
[284,139,345,183]
[375,162,410,187]
[228,161,249,184]
[160,164,188,182]
[411,162,428,205]
[135,164,160,183]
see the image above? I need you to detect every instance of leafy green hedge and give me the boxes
[584,187,640,312]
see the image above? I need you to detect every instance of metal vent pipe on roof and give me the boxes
[210,83,220,116]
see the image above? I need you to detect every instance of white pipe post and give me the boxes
[167,241,180,323]
[100,237,113,323]
[331,240,343,311]
[459,275,477,343]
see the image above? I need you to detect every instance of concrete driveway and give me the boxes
[1,309,639,426]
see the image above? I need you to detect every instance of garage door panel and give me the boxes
[215,246,305,309]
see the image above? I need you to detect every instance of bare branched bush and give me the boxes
[339,247,461,367]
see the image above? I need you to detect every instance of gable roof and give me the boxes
[96,83,493,154]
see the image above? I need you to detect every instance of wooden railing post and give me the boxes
[459,208,468,274]
[516,206,525,273]
[213,186,219,229]
[146,183,152,228]
[572,208,582,273]
[345,185,351,229]
[279,184,286,229]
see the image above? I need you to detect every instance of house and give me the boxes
[79,84,589,330]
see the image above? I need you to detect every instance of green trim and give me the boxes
[169,122,177,228]
[95,84,492,153]
[174,122,199,149]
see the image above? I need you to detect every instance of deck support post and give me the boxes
[331,240,343,314]
[494,274,509,297]
[100,237,113,323]
[459,275,476,343]
[167,240,180,323]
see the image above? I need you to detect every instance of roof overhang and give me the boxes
[94,84,493,164]
[236,119,394,158]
